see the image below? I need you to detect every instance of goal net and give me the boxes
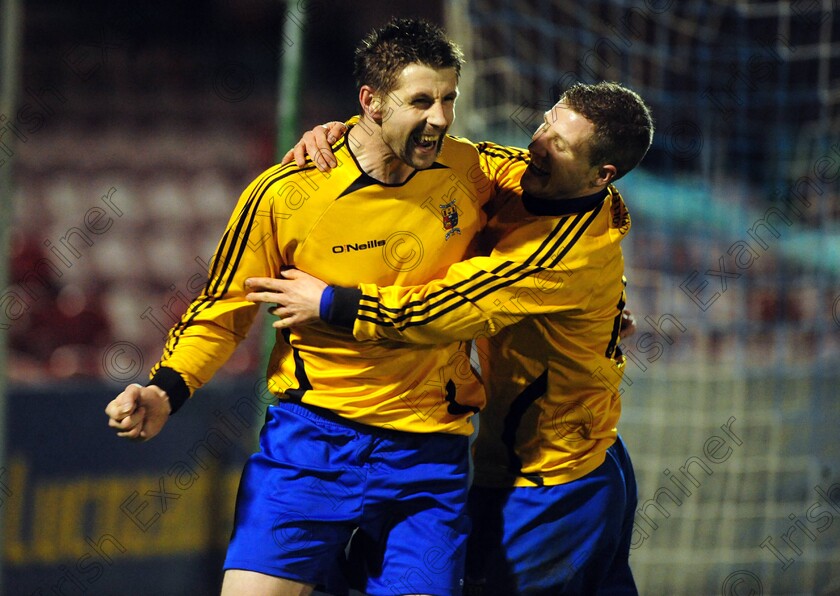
[446,1,840,592]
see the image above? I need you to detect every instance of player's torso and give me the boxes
[472,190,630,485]
[269,135,493,434]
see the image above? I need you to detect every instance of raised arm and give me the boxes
[336,186,626,345]
[106,165,288,440]
[247,264,634,343]
[342,252,602,345]
[249,210,625,349]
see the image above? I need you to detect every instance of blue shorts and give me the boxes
[224,401,471,596]
[465,435,638,595]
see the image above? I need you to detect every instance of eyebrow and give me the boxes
[406,88,458,101]
[542,112,563,143]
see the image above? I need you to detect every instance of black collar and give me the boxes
[522,187,610,216]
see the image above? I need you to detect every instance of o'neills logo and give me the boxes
[331,239,386,253]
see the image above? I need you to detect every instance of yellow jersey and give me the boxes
[338,184,631,485]
[149,132,524,435]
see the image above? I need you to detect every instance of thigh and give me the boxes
[221,569,315,596]
[349,433,471,596]
[224,402,368,594]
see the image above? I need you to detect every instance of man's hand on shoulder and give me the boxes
[280,121,347,172]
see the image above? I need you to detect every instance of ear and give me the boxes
[594,163,617,186]
[359,85,384,124]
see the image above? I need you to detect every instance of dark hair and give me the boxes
[353,18,463,95]
[561,82,654,180]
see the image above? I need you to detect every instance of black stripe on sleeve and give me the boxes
[476,142,529,160]
[357,202,603,331]
[159,164,317,360]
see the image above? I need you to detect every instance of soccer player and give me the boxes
[104,18,526,596]
[246,81,654,595]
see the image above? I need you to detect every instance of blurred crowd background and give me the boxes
[2,0,839,594]
[7,0,440,381]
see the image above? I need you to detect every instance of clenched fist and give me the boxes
[105,384,172,441]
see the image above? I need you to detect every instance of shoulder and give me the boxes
[475,141,529,160]
[250,135,355,186]
[245,161,316,193]
[436,136,525,170]
[607,184,631,235]
[438,135,525,155]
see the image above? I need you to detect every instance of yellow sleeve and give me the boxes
[149,165,287,410]
[351,208,609,345]
[344,189,628,347]
[352,259,582,345]
[474,142,528,219]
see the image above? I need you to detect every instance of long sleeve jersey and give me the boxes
[148,131,526,435]
[329,184,631,485]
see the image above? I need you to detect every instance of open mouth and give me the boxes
[527,161,549,176]
[413,132,439,152]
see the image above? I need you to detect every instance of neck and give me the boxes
[348,117,415,184]
[522,186,610,216]
[556,183,608,201]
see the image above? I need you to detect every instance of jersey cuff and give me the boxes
[325,286,362,329]
[148,367,190,414]
[319,285,335,320]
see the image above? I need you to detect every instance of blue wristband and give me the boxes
[319,285,335,320]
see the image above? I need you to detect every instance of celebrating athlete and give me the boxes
[105,18,527,596]
[248,81,654,594]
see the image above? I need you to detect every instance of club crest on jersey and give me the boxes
[441,199,461,240]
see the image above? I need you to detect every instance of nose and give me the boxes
[427,101,449,129]
[531,122,549,142]
[528,135,546,157]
